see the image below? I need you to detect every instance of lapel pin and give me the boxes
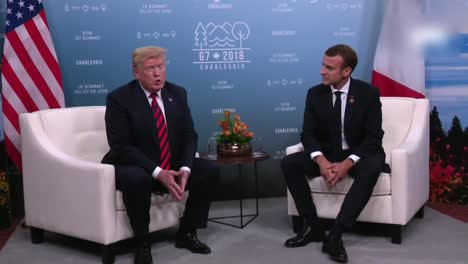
[169,97,173,102]
[349,96,355,104]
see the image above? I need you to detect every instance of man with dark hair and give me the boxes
[102,46,219,264]
[281,44,385,263]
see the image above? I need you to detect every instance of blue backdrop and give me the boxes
[1,0,386,197]
[2,1,467,198]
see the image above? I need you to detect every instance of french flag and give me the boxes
[372,0,426,99]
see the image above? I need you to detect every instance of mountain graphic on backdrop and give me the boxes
[205,22,236,48]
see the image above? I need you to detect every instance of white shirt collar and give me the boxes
[138,82,162,98]
[330,77,350,94]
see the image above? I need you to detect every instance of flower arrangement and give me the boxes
[217,110,254,145]
[0,172,9,207]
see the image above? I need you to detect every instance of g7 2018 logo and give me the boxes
[192,21,251,71]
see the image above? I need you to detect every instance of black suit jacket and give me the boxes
[301,78,384,160]
[102,80,198,173]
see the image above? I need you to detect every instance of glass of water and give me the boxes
[207,138,217,158]
[252,136,263,155]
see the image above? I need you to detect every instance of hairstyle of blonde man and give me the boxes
[132,46,166,69]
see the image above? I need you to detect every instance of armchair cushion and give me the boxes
[309,173,391,195]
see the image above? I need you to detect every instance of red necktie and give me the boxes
[150,93,171,170]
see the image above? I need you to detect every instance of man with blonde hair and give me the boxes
[102,46,219,264]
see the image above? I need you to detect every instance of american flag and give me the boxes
[2,0,65,170]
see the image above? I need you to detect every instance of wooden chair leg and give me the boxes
[102,244,115,264]
[415,206,424,219]
[391,225,402,244]
[30,227,44,244]
[292,215,303,233]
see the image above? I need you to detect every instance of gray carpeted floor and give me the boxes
[0,197,467,264]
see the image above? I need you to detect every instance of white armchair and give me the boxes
[286,97,430,244]
[20,106,187,263]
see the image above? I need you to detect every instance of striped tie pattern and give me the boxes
[150,93,171,170]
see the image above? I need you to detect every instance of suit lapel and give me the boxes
[344,80,356,130]
[161,87,176,148]
[321,87,334,131]
[324,88,334,111]
[133,82,154,122]
[161,88,174,123]
[133,82,159,145]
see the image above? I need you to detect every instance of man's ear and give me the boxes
[343,67,352,77]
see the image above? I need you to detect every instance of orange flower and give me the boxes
[216,110,254,144]
[233,124,241,134]
[218,121,228,131]
[243,131,254,138]
[224,110,230,120]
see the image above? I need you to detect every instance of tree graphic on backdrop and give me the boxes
[430,107,468,204]
[195,23,208,49]
[232,22,249,49]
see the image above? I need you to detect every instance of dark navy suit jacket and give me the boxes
[301,78,385,161]
[102,80,198,173]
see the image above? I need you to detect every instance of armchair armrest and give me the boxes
[389,99,430,225]
[20,113,117,244]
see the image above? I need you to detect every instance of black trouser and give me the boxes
[281,151,385,230]
[115,158,219,238]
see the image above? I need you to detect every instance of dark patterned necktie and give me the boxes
[150,93,171,170]
[333,91,343,151]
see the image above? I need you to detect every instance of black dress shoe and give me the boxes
[322,234,348,263]
[175,231,211,254]
[134,241,153,264]
[284,225,324,248]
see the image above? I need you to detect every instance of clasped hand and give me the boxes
[317,157,353,187]
[157,169,190,201]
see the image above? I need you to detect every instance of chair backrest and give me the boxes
[35,106,109,162]
[29,99,423,164]
[381,97,416,163]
